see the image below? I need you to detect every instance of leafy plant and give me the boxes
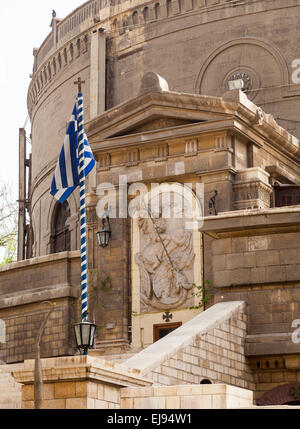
[100,274,112,291]
[190,280,214,310]
[0,183,17,265]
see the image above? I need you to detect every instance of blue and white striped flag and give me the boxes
[51,94,95,324]
[50,103,95,203]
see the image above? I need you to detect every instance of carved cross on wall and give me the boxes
[163,311,173,323]
[74,77,85,93]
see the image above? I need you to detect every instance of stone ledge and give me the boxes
[12,356,152,388]
[0,251,80,274]
[202,207,300,238]
[0,284,80,309]
[245,334,300,356]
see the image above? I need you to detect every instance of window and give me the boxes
[51,201,71,254]
[155,3,160,19]
[153,322,182,342]
[143,7,149,21]
[273,184,300,207]
[132,11,139,25]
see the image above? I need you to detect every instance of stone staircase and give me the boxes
[0,364,22,409]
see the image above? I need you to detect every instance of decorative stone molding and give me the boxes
[27,32,90,115]
[98,153,111,170]
[233,167,273,210]
[155,143,169,161]
[185,138,198,156]
[196,37,289,97]
[126,149,140,166]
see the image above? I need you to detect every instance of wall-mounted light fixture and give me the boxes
[96,216,111,248]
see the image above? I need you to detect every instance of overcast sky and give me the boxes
[0,1,86,200]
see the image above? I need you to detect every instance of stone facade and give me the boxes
[27,0,300,259]
[202,208,300,401]
[3,0,300,407]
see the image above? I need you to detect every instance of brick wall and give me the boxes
[210,232,300,288]
[120,384,253,409]
[22,380,120,409]
[0,252,80,363]
[0,300,76,363]
[205,231,300,356]
[148,306,255,392]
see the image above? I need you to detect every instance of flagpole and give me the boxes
[51,77,96,355]
[75,79,89,331]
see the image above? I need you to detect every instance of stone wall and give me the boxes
[203,209,300,357]
[202,208,300,401]
[120,384,253,409]
[210,231,300,289]
[11,356,152,409]
[0,252,81,363]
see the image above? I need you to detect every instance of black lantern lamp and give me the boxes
[74,321,96,355]
[96,216,111,248]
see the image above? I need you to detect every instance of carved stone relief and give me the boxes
[135,215,195,311]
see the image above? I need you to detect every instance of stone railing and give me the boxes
[28,0,262,114]
[32,0,259,73]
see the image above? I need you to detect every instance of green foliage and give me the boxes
[0,183,17,265]
[0,234,17,265]
[190,280,213,310]
[100,274,112,291]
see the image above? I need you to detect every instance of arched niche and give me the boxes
[50,201,71,254]
[195,37,289,103]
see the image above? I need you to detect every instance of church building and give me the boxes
[1,0,300,409]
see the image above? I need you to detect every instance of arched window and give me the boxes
[51,201,71,254]
[132,11,139,25]
[155,3,160,19]
[143,7,149,22]
[166,0,172,16]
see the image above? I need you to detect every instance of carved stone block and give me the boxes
[233,167,273,210]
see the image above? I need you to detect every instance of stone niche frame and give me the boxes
[45,190,79,255]
[130,185,203,350]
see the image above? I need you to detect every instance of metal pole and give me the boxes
[18,128,26,261]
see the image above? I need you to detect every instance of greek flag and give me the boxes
[50,103,95,203]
